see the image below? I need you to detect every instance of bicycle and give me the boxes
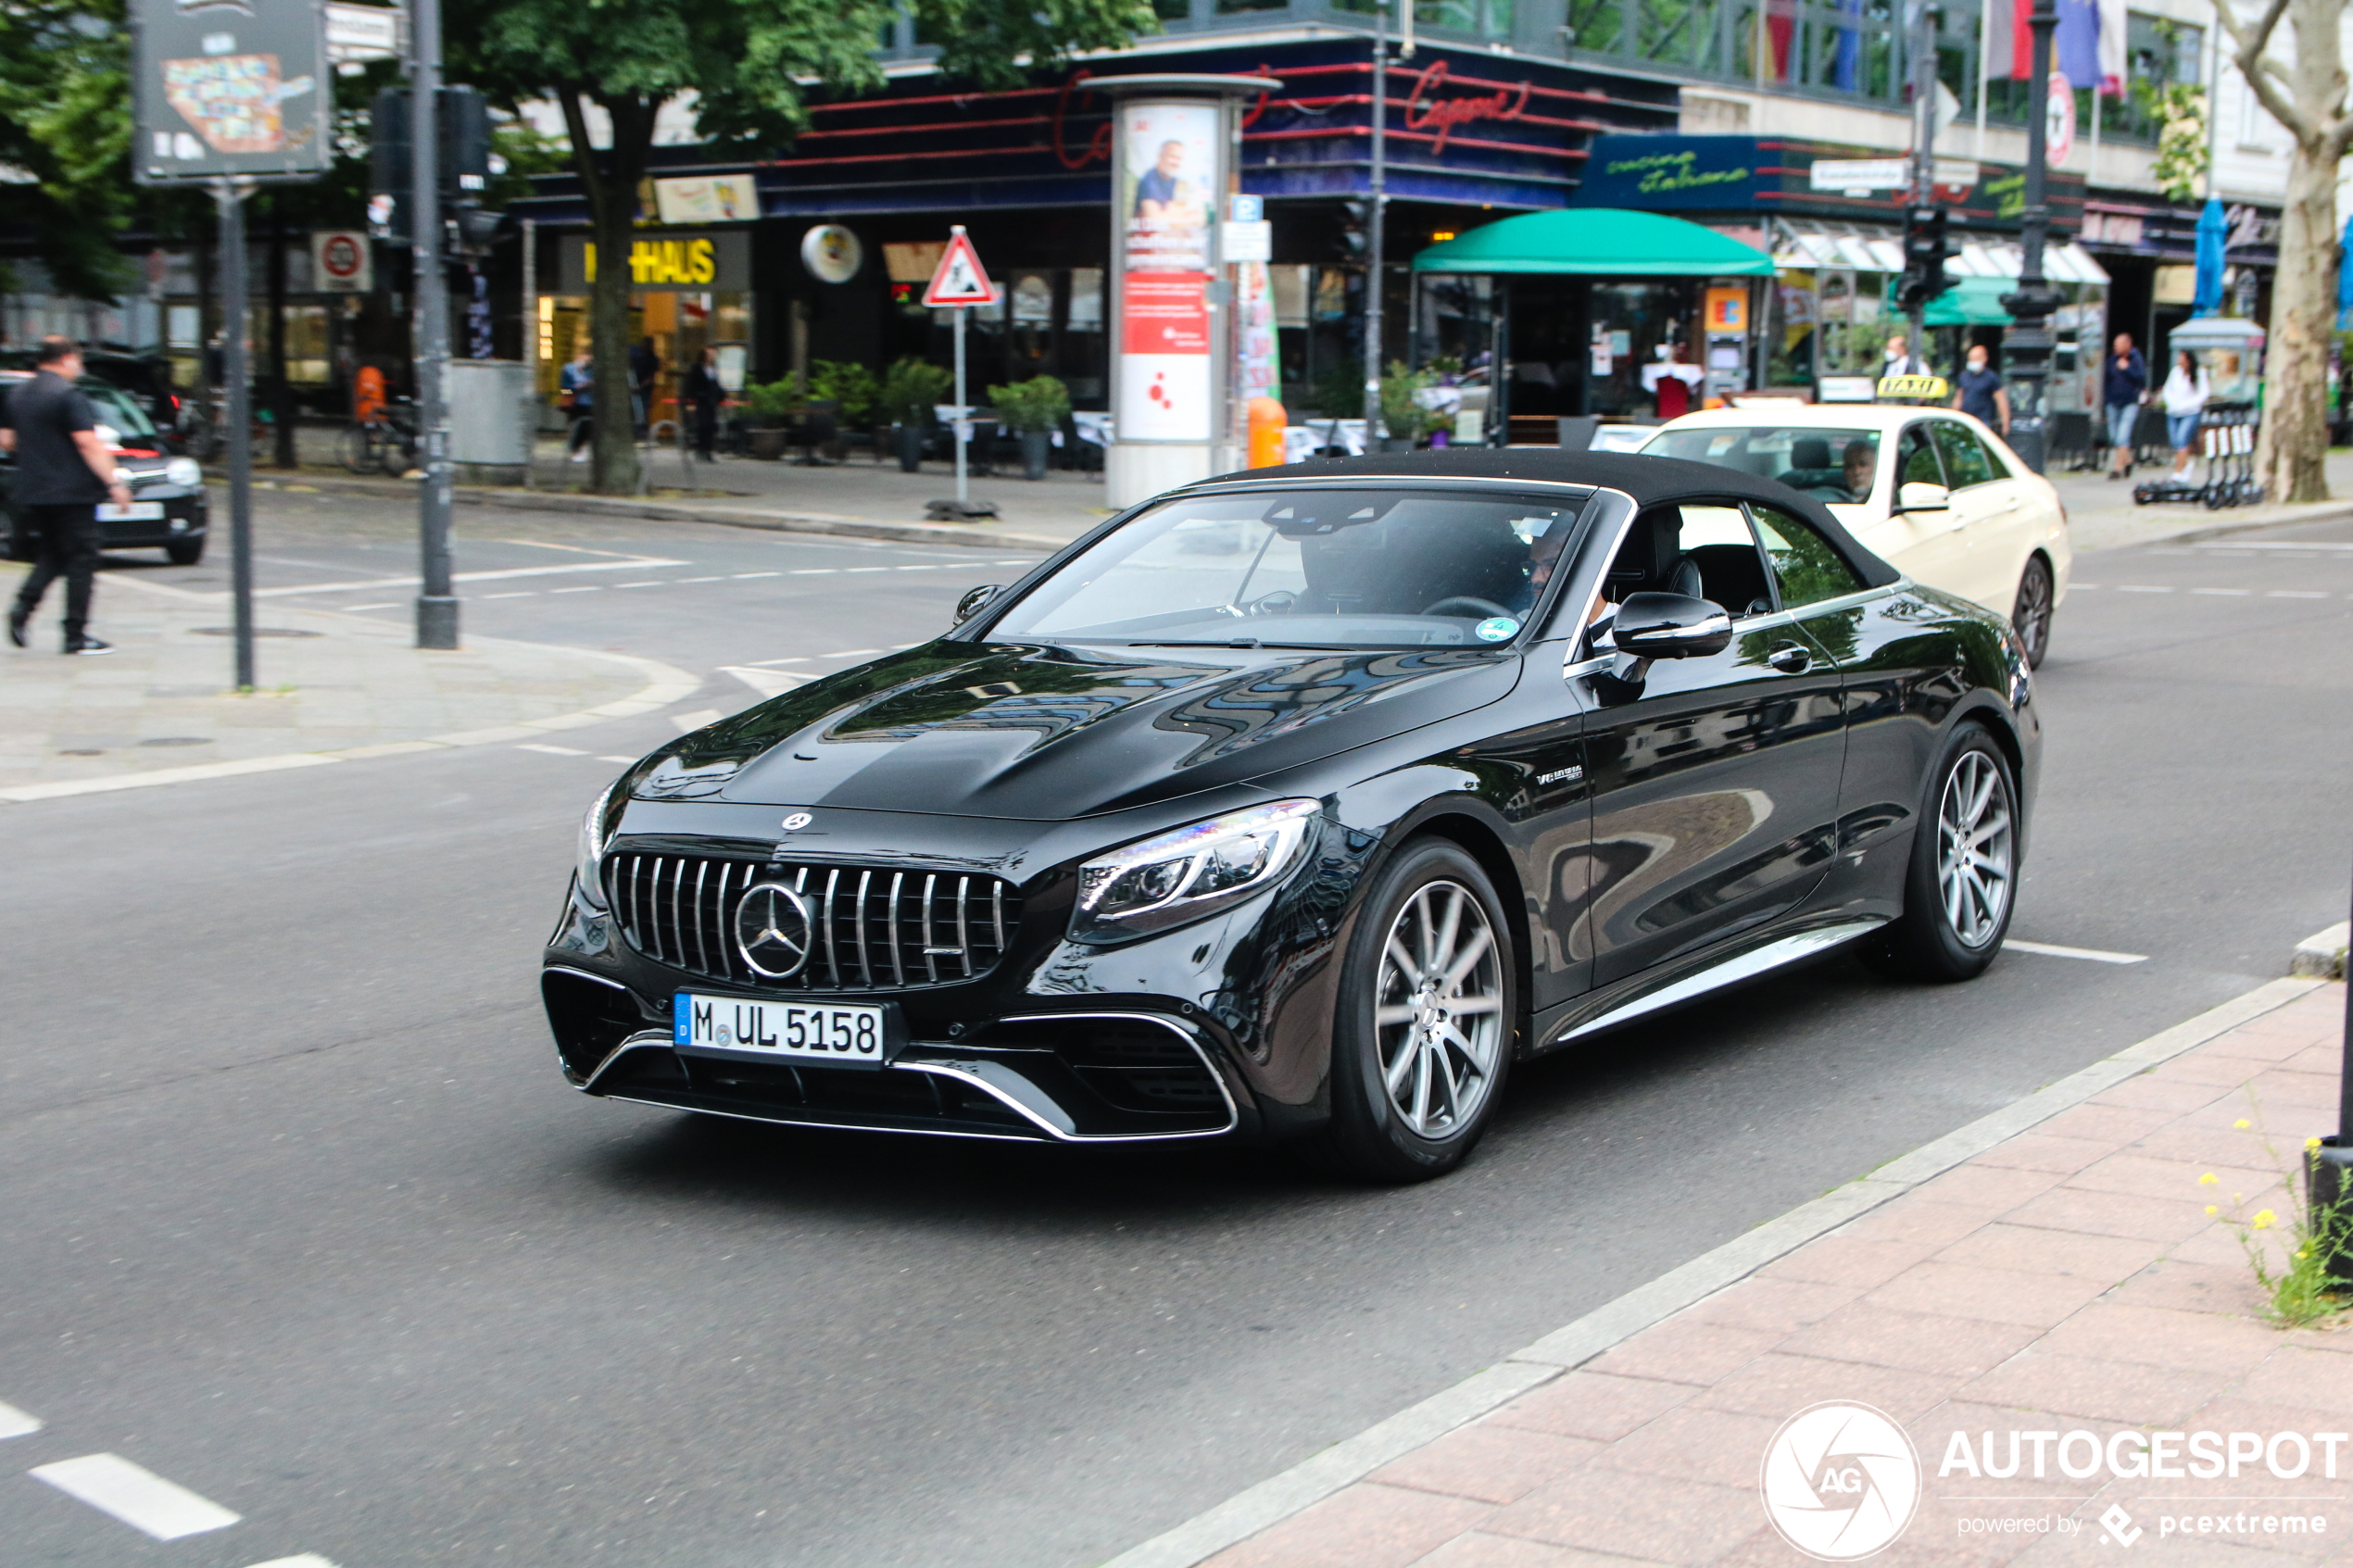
[339,400,420,476]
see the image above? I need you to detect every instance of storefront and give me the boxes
[1567,133,2095,394]
[511,36,1680,428]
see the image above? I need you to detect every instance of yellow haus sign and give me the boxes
[559,230,749,294]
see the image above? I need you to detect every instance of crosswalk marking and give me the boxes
[31,1453,241,1540]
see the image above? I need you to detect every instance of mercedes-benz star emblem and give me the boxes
[781,811,813,832]
[735,883,813,978]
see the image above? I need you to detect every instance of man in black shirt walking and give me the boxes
[5,335,132,654]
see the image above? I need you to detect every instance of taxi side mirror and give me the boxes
[1895,482,1952,513]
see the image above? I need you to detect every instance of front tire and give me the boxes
[1319,840,1516,1183]
[1865,725,2018,983]
[2010,554,2054,669]
[164,538,205,566]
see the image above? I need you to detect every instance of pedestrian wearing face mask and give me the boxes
[1951,343,2010,437]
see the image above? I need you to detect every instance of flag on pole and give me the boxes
[2054,0,2100,93]
[1982,0,2016,80]
[2095,0,2126,95]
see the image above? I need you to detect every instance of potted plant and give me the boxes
[987,373,1071,480]
[810,359,881,459]
[740,373,802,460]
[1377,360,1433,451]
[882,357,954,472]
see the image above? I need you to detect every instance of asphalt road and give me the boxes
[2,493,2348,1568]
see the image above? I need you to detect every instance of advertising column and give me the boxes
[1110,96,1222,507]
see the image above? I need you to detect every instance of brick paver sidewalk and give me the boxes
[1204,983,2352,1568]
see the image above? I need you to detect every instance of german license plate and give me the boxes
[98,501,165,521]
[673,993,893,1069]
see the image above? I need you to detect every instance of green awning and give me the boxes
[1925,276,2015,326]
[1411,208,1773,277]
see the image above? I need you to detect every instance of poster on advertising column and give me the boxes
[1117,100,1218,442]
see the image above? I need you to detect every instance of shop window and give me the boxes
[1216,0,1287,14]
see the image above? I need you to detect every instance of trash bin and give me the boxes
[447,359,536,479]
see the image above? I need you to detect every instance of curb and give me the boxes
[250,474,1078,553]
[2292,920,2350,980]
[2073,496,2353,553]
[1097,972,2328,1568]
[0,589,700,805]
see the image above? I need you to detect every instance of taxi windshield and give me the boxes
[1642,425,1880,506]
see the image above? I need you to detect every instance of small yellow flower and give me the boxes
[2234,1119,2251,1130]
[2309,1137,2324,1150]
[2252,1210,2276,1230]
[2206,1205,2219,1215]
[2200,1173,2220,1185]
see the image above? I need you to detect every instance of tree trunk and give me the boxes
[559,91,652,495]
[2259,140,2338,503]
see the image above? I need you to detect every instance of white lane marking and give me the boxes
[597,755,637,764]
[0,753,338,804]
[343,602,399,610]
[31,1454,242,1540]
[2203,540,2353,550]
[2190,587,2251,596]
[992,559,1036,565]
[731,571,781,580]
[253,558,686,597]
[497,538,652,558]
[245,1556,341,1567]
[613,581,668,589]
[675,575,727,583]
[741,656,810,667]
[2267,589,2328,598]
[517,744,589,756]
[2116,585,2173,594]
[479,591,535,599]
[0,1399,41,1438]
[670,708,724,733]
[549,585,602,594]
[845,567,890,574]
[788,569,837,576]
[825,647,883,659]
[2006,938,2149,965]
[721,666,812,699]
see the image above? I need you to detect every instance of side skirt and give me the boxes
[1528,917,1890,1054]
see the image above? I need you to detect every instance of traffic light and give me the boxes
[368,85,497,245]
[1898,205,1950,312]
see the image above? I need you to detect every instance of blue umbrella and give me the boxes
[2339,211,2353,330]
[2192,196,2225,317]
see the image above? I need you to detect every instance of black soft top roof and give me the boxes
[1200,447,1900,590]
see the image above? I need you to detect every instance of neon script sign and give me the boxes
[1402,60,1530,153]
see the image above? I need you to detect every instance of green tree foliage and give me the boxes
[452,0,1155,493]
[0,0,135,300]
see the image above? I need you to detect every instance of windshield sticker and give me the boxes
[1475,617,1520,642]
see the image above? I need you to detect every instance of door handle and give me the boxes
[1767,642,1811,673]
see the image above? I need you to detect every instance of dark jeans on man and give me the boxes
[14,502,101,641]
[693,403,718,460]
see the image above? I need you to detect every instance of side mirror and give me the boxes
[1612,591,1734,659]
[953,584,1002,624]
[1895,481,1951,513]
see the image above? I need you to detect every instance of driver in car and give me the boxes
[1840,438,1877,503]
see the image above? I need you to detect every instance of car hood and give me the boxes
[631,640,1522,821]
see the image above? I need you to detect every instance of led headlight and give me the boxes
[574,782,622,909]
[164,457,204,488]
[1071,799,1321,943]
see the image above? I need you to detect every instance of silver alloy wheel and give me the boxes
[1936,750,2013,948]
[2012,558,2053,666]
[1372,879,1505,1139]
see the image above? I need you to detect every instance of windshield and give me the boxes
[1642,425,1881,505]
[984,488,1587,649]
[82,380,160,444]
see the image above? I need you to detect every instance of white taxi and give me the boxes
[1638,404,2071,665]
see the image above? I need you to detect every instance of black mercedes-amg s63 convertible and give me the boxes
[542,449,2036,1181]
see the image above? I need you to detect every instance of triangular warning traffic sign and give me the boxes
[922,226,998,307]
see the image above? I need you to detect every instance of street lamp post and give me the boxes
[1361,0,1389,440]
[2313,862,2353,1288]
[1998,0,2062,475]
[410,0,458,649]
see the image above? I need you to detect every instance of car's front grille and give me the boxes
[604,853,1020,991]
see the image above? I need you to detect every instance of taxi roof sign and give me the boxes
[1877,373,1949,402]
[923,226,998,307]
